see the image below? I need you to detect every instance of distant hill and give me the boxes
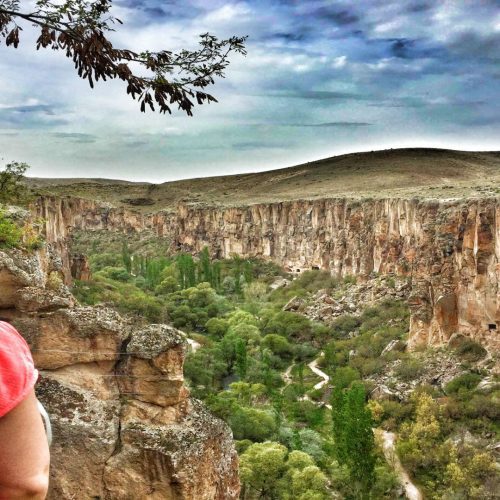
[28,148,500,211]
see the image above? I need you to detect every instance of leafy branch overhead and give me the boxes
[0,0,247,115]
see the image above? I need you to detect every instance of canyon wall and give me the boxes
[36,195,499,350]
[0,244,239,499]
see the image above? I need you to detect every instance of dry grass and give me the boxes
[27,148,500,212]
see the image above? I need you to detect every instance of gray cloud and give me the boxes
[51,133,97,143]
[285,122,372,128]
[1,104,56,115]
[0,0,498,180]
[311,7,359,26]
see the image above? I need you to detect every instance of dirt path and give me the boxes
[308,352,329,390]
[282,362,294,386]
[282,354,421,499]
[377,430,423,500]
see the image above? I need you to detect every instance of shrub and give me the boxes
[0,210,22,248]
[394,358,424,381]
[243,281,268,302]
[263,311,313,340]
[100,266,131,282]
[445,373,482,394]
[455,339,487,361]
[46,271,64,291]
[21,221,43,250]
[89,253,122,271]
[357,357,386,376]
[343,275,356,285]
[332,366,360,389]
[330,315,361,339]
[294,269,339,292]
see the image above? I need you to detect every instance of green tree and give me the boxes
[205,317,229,338]
[121,241,132,274]
[227,309,258,328]
[198,246,212,285]
[0,162,31,205]
[240,445,330,500]
[235,338,248,379]
[240,442,288,499]
[228,323,261,344]
[262,334,292,357]
[331,383,375,497]
[155,276,178,295]
[184,346,226,392]
[229,407,277,442]
[212,260,222,290]
[332,366,360,390]
[177,253,197,289]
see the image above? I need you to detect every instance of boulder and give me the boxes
[381,339,407,356]
[371,384,399,401]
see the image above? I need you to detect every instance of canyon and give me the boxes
[36,194,499,351]
[2,148,497,498]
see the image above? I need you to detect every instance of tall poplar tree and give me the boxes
[331,382,375,497]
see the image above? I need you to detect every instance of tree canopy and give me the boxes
[0,0,246,115]
[0,162,31,205]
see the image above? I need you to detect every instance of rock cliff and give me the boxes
[35,195,499,350]
[0,244,239,499]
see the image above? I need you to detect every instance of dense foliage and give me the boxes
[73,244,499,499]
[0,162,32,206]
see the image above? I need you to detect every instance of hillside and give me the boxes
[28,148,500,212]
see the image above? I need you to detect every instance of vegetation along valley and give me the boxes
[0,0,499,498]
[1,148,499,498]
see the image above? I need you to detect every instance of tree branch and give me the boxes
[0,1,247,115]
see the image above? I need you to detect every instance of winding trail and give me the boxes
[308,352,330,390]
[281,353,422,499]
[282,362,294,386]
[377,430,423,500]
[307,353,332,409]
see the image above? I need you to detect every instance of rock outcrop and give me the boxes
[35,195,499,350]
[0,245,239,499]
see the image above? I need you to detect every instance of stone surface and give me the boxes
[104,400,240,500]
[13,306,127,369]
[0,244,240,499]
[302,275,411,324]
[35,195,499,350]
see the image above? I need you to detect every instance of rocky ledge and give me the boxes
[0,245,239,499]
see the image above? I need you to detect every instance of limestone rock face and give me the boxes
[104,400,239,500]
[118,325,189,407]
[36,195,499,350]
[0,246,240,499]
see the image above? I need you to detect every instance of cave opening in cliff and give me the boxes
[488,323,497,331]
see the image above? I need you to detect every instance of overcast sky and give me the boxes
[0,0,499,181]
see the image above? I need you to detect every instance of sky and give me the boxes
[0,0,499,181]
